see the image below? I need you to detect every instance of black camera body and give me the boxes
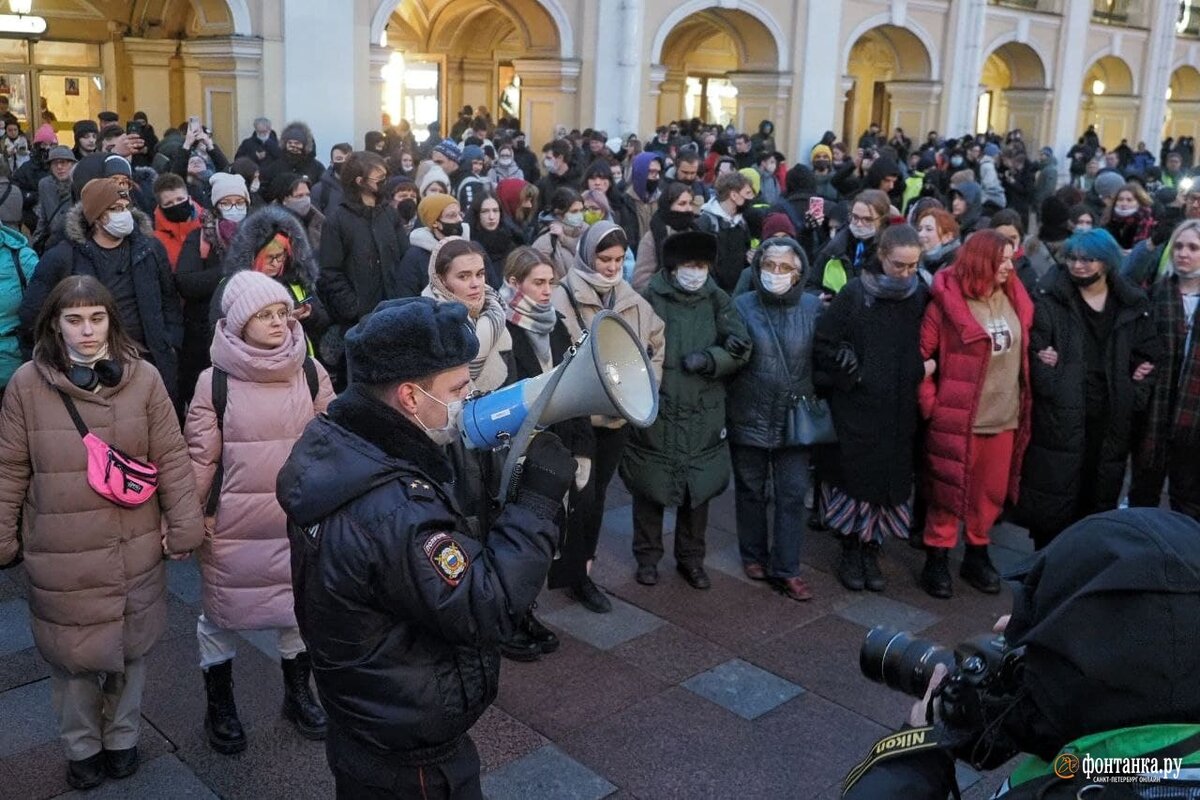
[860,626,1026,769]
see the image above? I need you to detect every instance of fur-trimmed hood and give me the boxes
[280,121,315,156]
[222,204,319,293]
[63,201,154,247]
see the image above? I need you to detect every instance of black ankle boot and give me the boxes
[836,536,865,591]
[282,652,328,740]
[202,660,246,755]
[523,608,559,654]
[921,547,953,599]
[960,544,1001,594]
[862,542,886,592]
[67,753,106,790]
[499,622,541,662]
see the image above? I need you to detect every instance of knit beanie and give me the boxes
[460,144,484,165]
[209,172,249,205]
[418,193,458,229]
[419,165,452,197]
[810,144,833,162]
[1093,171,1125,200]
[433,138,462,164]
[220,270,294,337]
[101,154,132,178]
[33,124,57,146]
[81,178,126,226]
[983,143,1001,158]
[762,212,797,240]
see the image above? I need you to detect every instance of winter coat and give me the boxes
[318,199,407,324]
[531,226,583,280]
[32,175,72,251]
[551,270,665,428]
[0,226,36,387]
[619,271,750,507]
[694,198,752,293]
[176,214,233,379]
[395,226,503,297]
[808,227,877,296]
[1104,207,1155,251]
[918,268,1034,517]
[727,273,817,450]
[278,385,556,762]
[295,204,325,255]
[0,178,22,227]
[260,122,325,187]
[951,181,987,236]
[1016,271,1158,530]
[234,131,282,168]
[814,277,928,505]
[979,156,1007,209]
[1034,156,1059,206]
[185,320,334,631]
[0,358,203,673]
[18,205,183,401]
[310,167,343,215]
[152,200,204,270]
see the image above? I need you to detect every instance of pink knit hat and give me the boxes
[33,124,57,146]
[220,271,293,336]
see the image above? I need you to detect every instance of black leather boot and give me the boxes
[836,536,865,591]
[282,652,328,740]
[499,621,542,662]
[523,608,560,654]
[203,660,246,754]
[920,547,953,599]
[862,542,886,593]
[66,753,106,790]
[960,544,1001,594]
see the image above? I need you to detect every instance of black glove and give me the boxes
[514,431,576,517]
[682,351,714,375]
[836,343,859,375]
[724,335,751,358]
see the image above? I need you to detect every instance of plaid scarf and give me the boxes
[1140,276,1200,470]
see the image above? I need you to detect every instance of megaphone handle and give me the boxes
[498,341,583,503]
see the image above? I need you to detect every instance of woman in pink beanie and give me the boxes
[183,269,335,756]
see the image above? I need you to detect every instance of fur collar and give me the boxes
[63,202,154,247]
[222,204,319,292]
[326,384,453,485]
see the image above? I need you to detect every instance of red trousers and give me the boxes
[924,430,1014,548]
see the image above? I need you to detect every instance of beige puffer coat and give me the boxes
[0,358,204,674]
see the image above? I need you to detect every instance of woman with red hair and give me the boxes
[917,230,1033,599]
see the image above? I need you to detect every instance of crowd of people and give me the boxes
[0,102,1197,792]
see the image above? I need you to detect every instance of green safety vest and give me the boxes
[902,172,924,214]
[822,257,849,293]
[287,282,315,358]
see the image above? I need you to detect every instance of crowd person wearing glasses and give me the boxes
[19,178,184,405]
[1130,219,1200,520]
[1016,229,1158,548]
[185,271,335,756]
[809,189,890,299]
[0,276,203,790]
[917,229,1033,598]
[175,173,250,409]
[816,225,929,593]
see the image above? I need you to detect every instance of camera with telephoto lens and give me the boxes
[860,626,1027,769]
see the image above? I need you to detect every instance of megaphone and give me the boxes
[461,310,659,496]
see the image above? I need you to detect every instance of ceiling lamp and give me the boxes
[1092,79,1106,96]
[9,0,31,15]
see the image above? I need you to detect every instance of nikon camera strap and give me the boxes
[842,725,961,799]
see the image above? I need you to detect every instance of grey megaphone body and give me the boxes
[461,310,659,498]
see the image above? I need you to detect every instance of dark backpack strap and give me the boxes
[205,368,229,517]
[55,389,89,438]
[562,283,587,335]
[302,356,319,401]
[10,246,25,292]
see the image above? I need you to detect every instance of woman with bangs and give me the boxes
[1102,182,1155,252]
[917,230,1033,599]
[914,207,961,276]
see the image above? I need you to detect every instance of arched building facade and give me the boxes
[9,0,1199,168]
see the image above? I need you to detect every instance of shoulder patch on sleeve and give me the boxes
[423,532,469,586]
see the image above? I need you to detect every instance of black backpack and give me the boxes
[203,357,319,516]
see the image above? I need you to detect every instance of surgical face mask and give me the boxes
[221,205,248,224]
[250,179,260,194]
[950,156,964,168]
[102,210,135,238]
[582,209,604,226]
[674,266,708,292]
[1113,205,1137,218]
[760,270,794,295]
[849,222,877,241]
[543,157,556,171]
[414,384,464,446]
[498,154,513,166]
[563,211,585,228]
[284,196,312,217]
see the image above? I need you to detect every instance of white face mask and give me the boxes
[543,157,556,172]
[250,179,260,194]
[849,222,877,240]
[498,154,514,166]
[102,210,135,238]
[284,196,312,217]
[760,270,794,295]
[675,266,709,292]
[563,211,585,228]
[1113,205,1137,218]
[414,384,464,446]
[221,205,248,223]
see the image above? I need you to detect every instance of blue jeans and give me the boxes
[731,443,810,578]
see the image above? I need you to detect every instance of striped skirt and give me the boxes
[821,484,912,544]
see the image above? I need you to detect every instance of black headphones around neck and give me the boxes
[68,359,123,391]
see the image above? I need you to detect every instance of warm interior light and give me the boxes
[1092,79,1106,95]
[9,0,31,16]
[1167,86,1174,101]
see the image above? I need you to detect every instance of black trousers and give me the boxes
[632,491,709,569]
[551,425,630,589]
[330,735,482,800]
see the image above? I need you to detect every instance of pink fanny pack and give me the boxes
[58,390,159,507]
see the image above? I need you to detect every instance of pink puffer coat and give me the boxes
[184,319,334,630]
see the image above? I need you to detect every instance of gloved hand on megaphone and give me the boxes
[513,432,577,520]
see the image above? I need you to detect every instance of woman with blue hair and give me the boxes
[1015,227,1160,548]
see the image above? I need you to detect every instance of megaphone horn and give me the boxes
[460,310,659,497]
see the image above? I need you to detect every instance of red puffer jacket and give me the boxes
[918,268,1033,518]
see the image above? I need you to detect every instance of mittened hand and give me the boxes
[682,351,714,374]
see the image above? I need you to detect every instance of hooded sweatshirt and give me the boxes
[951,181,986,236]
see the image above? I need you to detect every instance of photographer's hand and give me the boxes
[907,662,948,728]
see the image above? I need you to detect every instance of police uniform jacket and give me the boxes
[276,385,558,765]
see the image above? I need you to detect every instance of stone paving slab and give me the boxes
[682,658,804,720]
[539,593,663,651]
[0,599,34,657]
[59,754,217,800]
[0,679,56,758]
[0,646,49,694]
[481,744,616,800]
[166,559,202,605]
[609,622,733,685]
[835,593,941,633]
[471,705,548,773]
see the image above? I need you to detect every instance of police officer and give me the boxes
[842,508,1200,799]
[277,296,576,799]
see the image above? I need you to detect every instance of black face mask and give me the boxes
[645,179,659,195]
[161,203,192,224]
[1069,271,1104,288]
[68,359,123,391]
[439,221,463,238]
[662,210,694,230]
[396,198,417,220]
[813,159,831,172]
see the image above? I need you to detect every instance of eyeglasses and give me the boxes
[262,252,288,265]
[849,213,879,225]
[217,199,248,210]
[252,308,290,323]
[761,261,798,275]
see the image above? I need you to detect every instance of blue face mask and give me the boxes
[877,272,918,293]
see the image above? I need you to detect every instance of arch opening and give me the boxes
[843,25,934,144]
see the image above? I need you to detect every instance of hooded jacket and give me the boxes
[185,319,334,631]
[234,129,282,168]
[261,121,325,187]
[0,225,37,387]
[18,204,184,400]
[625,152,663,240]
[950,181,986,236]
[318,198,406,323]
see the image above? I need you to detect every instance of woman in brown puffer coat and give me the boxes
[184,270,334,755]
[0,275,203,791]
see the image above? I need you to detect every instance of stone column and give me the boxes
[281,0,361,152]
[884,81,944,145]
[656,68,687,128]
[592,0,642,136]
[511,58,581,147]
[941,0,987,135]
[795,0,843,156]
[123,38,178,134]
[1137,0,1177,147]
[179,37,264,153]
[1049,0,1093,167]
[368,45,389,132]
[728,72,793,150]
